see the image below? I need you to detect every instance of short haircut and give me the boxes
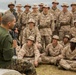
[2,14,15,25]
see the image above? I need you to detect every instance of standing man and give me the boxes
[20,4,31,27]
[50,0,61,35]
[30,4,40,26]
[5,2,17,20]
[16,4,23,29]
[71,2,76,21]
[70,20,76,38]
[39,4,54,51]
[16,4,23,38]
[38,3,44,13]
[0,14,37,75]
[57,3,73,40]
[20,4,31,45]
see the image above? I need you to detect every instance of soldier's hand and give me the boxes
[34,61,38,67]
[13,40,17,48]
[35,42,42,49]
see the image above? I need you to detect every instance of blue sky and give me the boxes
[0,0,76,12]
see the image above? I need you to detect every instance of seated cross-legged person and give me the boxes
[60,35,70,48]
[18,36,40,67]
[40,35,63,65]
[59,38,76,71]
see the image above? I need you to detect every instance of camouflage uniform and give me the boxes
[39,4,54,50]
[70,20,76,38]
[16,10,23,38]
[40,35,63,65]
[16,4,23,29]
[57,3,73,40]
[70,26,76,38]
[16,10,23,27]
[71,10,76,21]
[71,2,76,20]
[18,36,40,65]
[19,10,31,45]
[30,5,40,26]
[22,19,41,45]
[59,35,70,48]
[15,4,23,39]
[22,26,41,44]
[60,41,70,48]
[50,0,61,34]
[59,38,76,71]
[20,11,31,27]
[38,3,44,13]
[5,58,37,75]
[5,2,17,19]
[50,7,60,33]
[30,12,40,26]
[5,9,17,17]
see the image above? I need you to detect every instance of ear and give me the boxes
[8,22,11,27]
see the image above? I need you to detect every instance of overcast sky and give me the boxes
[0,0,76,12]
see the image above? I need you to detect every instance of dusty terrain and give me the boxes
[36,64,76,75]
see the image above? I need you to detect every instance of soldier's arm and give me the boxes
[20,13,24,25]
[42,44,50,56]
[35,27,41,43]
[22,28,27,45]
[56,45,64,60]
[17,44,26,59]
[34,44,40,67]
[34,44,40,62]
[59,47,67,59]
[3,35,14,61]
[69,12,74,27]
[56,11,62,30]
[50,13,55,32]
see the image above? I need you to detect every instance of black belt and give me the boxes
[25,56,34,58]
[39,26,50,29]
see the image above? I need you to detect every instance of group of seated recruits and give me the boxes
[17,34,76,71]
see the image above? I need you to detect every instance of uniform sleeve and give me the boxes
[43,44,50,56]
[70,13,74,27]
[35,27,41,43]
[22,28,27,45]
[34,44,40,62]
[60,47,67,58]
[50,13,55,32]
[18,44,26,59]
[3,35,14,61]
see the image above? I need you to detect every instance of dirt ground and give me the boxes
[36,64,76,75]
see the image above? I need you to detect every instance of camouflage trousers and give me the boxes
[59,59,76,71]
[39,56,60,65]
[59,31,70,40]
[41,36,51,52]
[23,58,35,65]
[59,26,70,40]
[19,26,25,46]
[2,58,37,75]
